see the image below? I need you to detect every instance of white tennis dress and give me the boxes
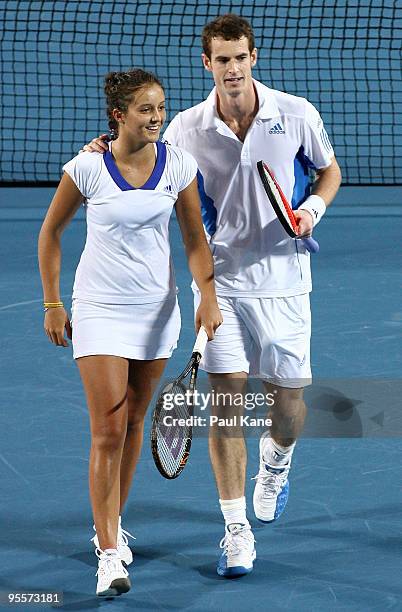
[63,141,197,359]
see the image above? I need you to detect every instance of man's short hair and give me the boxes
[202,14,255,59]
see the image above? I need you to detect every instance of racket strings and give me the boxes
[259,163,298,236]
[266,174,297,230]
[154,381,193,478]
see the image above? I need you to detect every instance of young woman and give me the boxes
[38,69,222,597]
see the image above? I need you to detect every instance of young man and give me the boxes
[85,14,341,578]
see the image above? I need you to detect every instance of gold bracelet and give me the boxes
[44,301,64,312]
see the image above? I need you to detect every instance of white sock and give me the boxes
[219,496,249,528]
[263,437,296,466]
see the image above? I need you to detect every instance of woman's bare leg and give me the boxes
[77,355,129,551]
[119,358,167,513]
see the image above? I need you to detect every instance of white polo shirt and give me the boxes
[164,79,334,297]
[63,141,197,304]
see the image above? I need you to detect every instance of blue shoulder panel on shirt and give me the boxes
[197,170,217,236]
[291,146,317,209]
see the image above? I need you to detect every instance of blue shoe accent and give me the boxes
[257,479,289,524]
[217,553,254,577]
[216,524,256,578]
[253,457,291,523]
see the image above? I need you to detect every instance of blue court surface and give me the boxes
[0,187,402,611]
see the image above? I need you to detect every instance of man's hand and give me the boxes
[81,134,110,153]
[294,209,314,238]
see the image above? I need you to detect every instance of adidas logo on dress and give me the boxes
[269,122,285,134]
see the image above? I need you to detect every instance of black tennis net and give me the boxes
[1,0,401,185]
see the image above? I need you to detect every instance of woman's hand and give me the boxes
[44,308,72,347]
[195,297,223,340]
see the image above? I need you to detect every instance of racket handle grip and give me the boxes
[193,326,209,356]
[302,237,320,253]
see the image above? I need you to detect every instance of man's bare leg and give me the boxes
[208,372,256,577]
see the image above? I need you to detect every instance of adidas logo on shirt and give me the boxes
[269,122,285,134]
[164,184,173,193]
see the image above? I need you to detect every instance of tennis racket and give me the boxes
[150,327,209,479]
[257,160,320,253]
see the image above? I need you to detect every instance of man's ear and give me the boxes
[251,48,258,68]
[201,53,213,72]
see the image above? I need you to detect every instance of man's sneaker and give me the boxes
[96,550,131,597]
[252,434,291,522]
[217,523,256,578]
[92,517,135,566]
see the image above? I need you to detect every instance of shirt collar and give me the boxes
[201,79,279,130]
[253,79,280,119]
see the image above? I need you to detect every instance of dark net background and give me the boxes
[1,0,401,184]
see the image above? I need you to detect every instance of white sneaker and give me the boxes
[253,433,291,523]
[96,550,131,597]
[92,516,135,566]
[217,523,256,577]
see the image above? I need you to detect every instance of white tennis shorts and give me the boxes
[194,292,312,388]
[71,296,181,360]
